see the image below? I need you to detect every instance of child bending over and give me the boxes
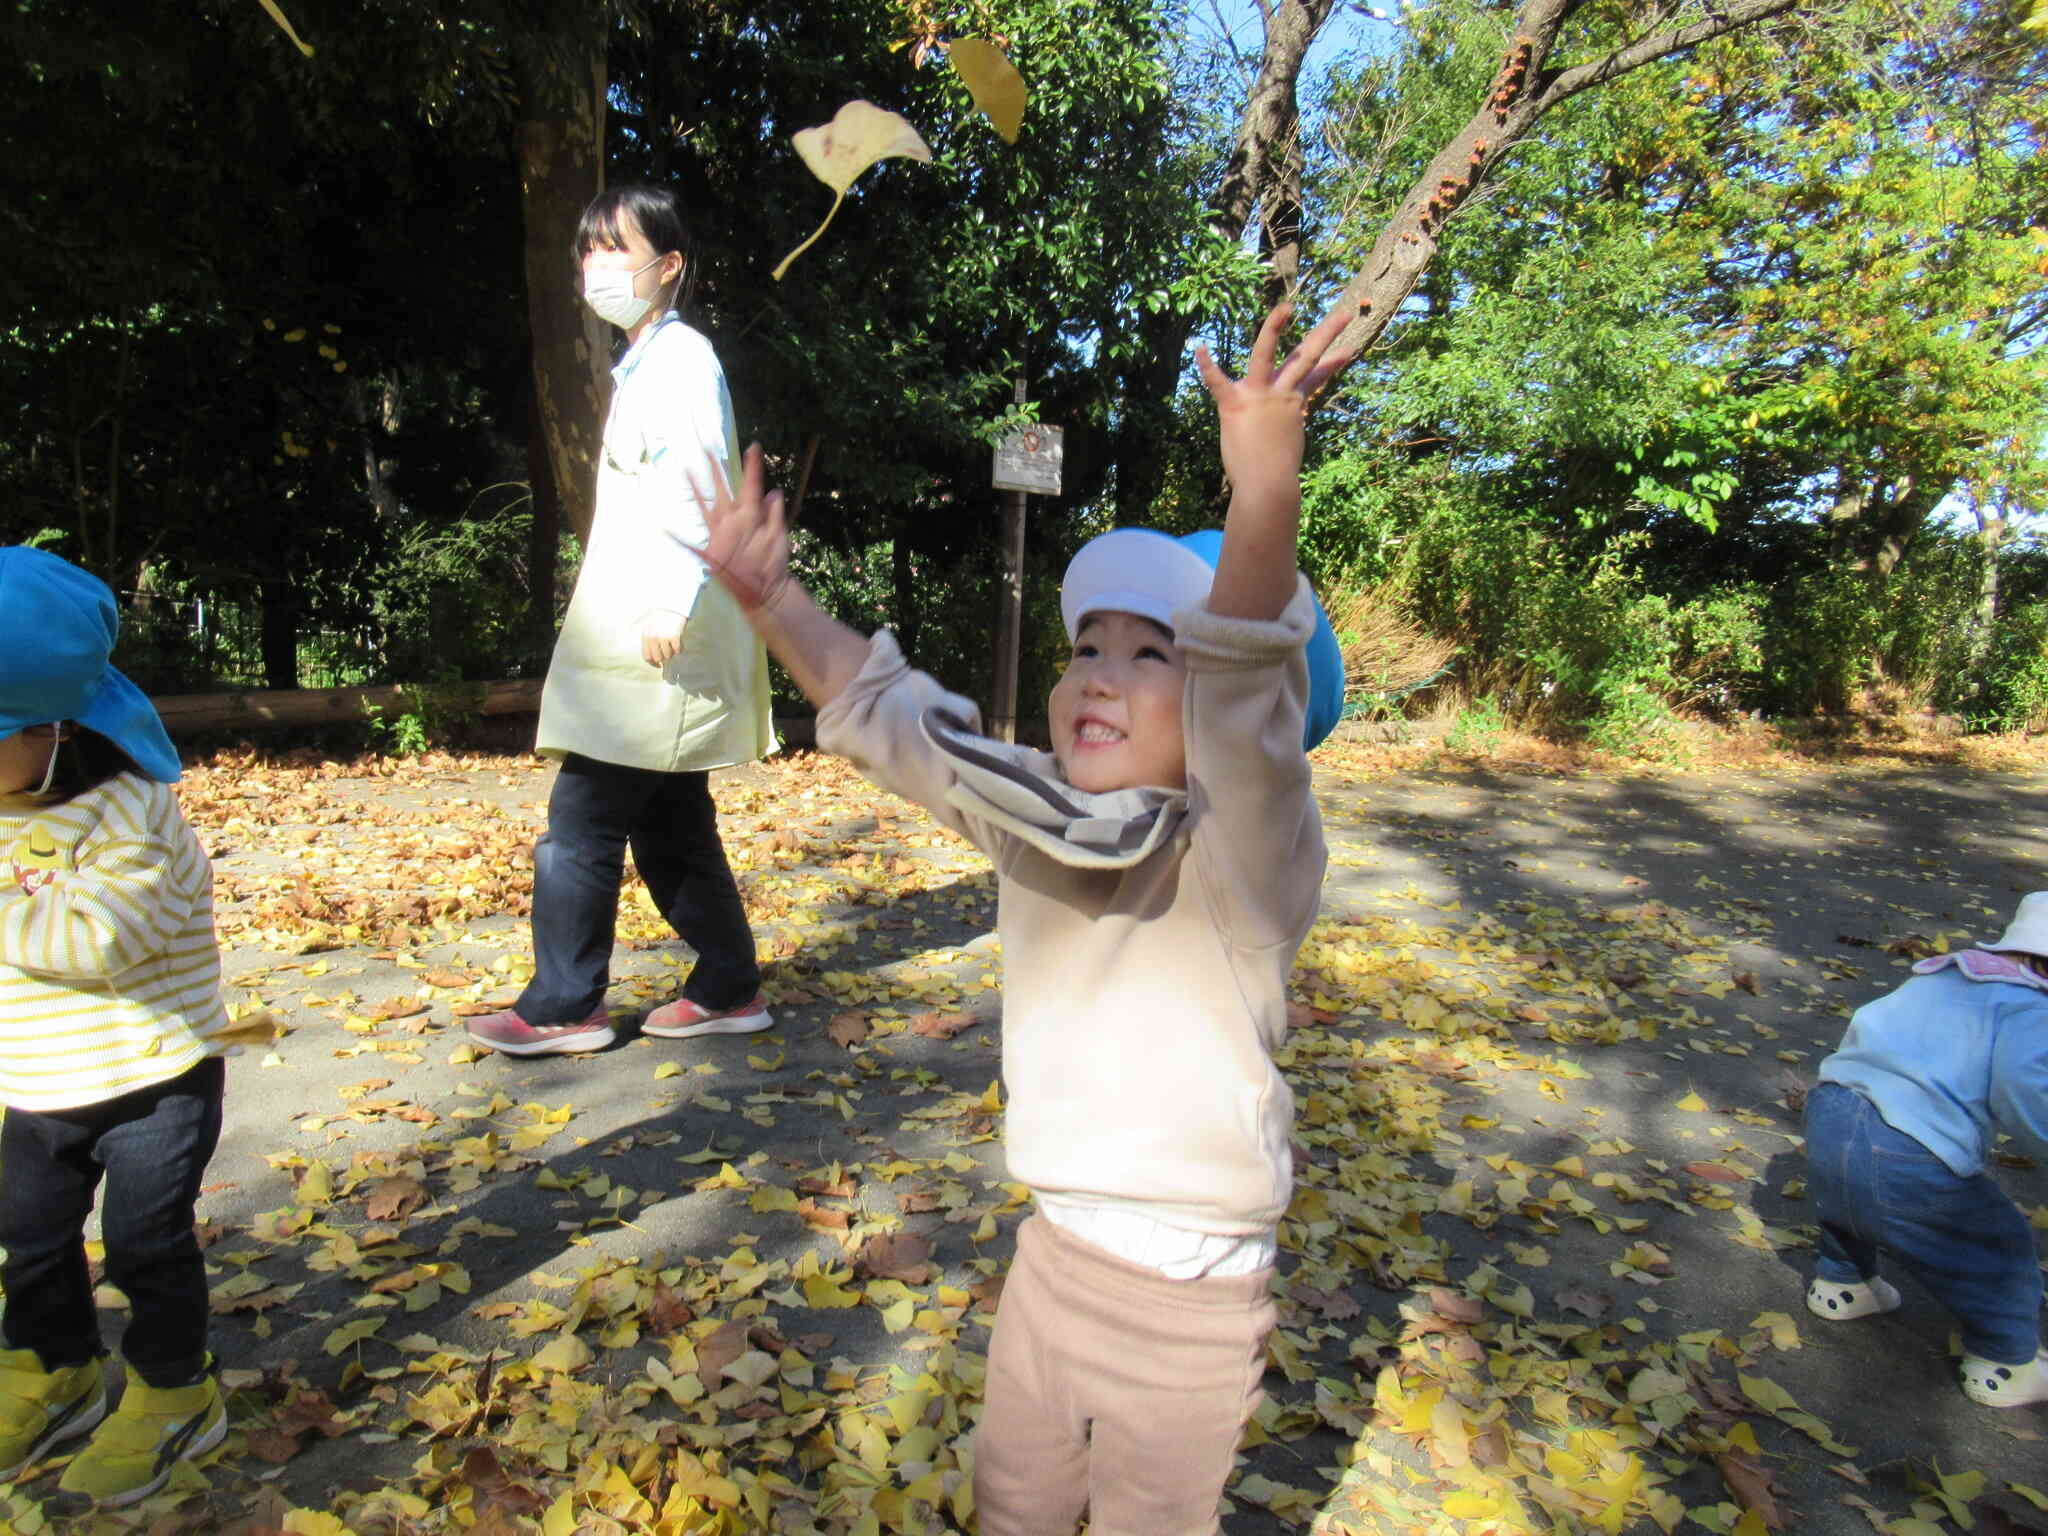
[686,302,1354,1534]
[1804,891,2048,1408]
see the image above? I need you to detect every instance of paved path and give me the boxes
[10,743,2046,1534]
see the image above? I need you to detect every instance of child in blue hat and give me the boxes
[685,303,1353,1534]
[0,547,232,1506]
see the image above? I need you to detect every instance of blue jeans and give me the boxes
[0,1055,224,1388]
[516,754,760,1024]
[1805,1080,2043,1364]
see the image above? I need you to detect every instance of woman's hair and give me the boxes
[574,184,689,264]
[32,725,141,805]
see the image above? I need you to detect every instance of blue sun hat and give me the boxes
[0,547,182,783]
[1059,527,1345,750]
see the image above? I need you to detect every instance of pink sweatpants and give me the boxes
[974,1214,1277,1536]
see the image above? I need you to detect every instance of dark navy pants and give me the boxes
[1805,1080,2043,1364]
[0,1055,223,1388]
[515,753,759,1024]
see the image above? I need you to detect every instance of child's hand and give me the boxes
[1195,302,1358,507]
[683,443,793,614]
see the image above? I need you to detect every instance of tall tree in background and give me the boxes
[1309,0,2046,573]
[512,15,612,634]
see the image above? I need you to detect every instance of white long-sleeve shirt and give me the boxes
[536,312,776,772]
[0,773,230,1110]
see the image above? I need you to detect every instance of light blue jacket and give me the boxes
[1819,954,2048,1177]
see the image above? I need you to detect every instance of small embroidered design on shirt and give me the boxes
[10,827,63,895]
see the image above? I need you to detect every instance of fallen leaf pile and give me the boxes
[1,745,2043,1536]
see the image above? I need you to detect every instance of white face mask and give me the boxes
[582,254,671,329]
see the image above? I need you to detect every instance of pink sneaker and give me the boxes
[641,994,773,1040]
[464,1003,615,1056]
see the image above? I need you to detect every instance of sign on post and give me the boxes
[992,425,1064,496]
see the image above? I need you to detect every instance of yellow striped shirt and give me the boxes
[0,773,229,1110]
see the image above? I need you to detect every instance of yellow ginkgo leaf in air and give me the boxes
[948,38,1026,143]
[256,0,314,56]
[774,100,933,280]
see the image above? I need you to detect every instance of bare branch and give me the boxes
[1535,0,1804,110]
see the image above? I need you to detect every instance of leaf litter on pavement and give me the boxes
[2,743,2044,1535]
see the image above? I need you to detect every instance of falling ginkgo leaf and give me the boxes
[256,0,315,56]
[948,37,1026,143]
[773,100,933,281]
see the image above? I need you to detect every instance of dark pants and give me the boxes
[516,753,759,1024]
[0,1055,224,1389]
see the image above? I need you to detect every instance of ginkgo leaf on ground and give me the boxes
[773,101,933,280]
[948,38,1026,142]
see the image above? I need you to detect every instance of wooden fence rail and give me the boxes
[147,679,824,746]
[149,680,542,735]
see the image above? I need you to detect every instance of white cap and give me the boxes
[1059,528,1216,642]
[1979,891,2048,957]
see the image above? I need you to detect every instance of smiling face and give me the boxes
[1048,611,1189,793]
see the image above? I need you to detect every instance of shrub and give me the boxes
[1443,696,1506,755]
[1967,598,2048,732]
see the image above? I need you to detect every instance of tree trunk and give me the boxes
[1825,471,1869,564]
[1215,0,1338,310]
[1112,0,1336,526]
[258,575,300,691]
[1867,477,1940,588]
[516,29,610,550]
[1827,469,1941,591]
[1967,489,2006,673]
[525,385,562,664]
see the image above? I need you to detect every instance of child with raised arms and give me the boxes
[684,302,1354,1534]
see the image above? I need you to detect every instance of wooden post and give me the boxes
[990,377,1028,743]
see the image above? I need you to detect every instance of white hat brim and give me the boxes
[1061,530,1215,642]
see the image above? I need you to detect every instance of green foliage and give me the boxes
[362,699,431,758]
[1299,445,1419,587]
[363,495,544,683]
[363,683,483,757]
[1315,0,2048,556]
[1443,696,1505,755]
[1968,600,2048,732]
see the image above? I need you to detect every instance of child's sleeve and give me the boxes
[0,789,204,981]
[1175,576,1326,950]
[815,629,994,847]
[1988,999,2048,1162]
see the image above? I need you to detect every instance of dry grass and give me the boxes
[1320,572,1459,707]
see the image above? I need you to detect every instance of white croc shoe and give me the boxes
[1959,1349,2048,1408]
[1805,1275,1902,1322]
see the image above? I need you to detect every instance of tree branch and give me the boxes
[1329,0,1814,362]
[1536,0,1804,111]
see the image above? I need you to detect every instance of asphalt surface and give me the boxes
[15,735,2048,1533]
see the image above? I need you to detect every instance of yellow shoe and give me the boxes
[56,1363,225,1507]
[0,1347,106,1483]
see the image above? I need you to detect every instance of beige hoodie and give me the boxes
[815,579,1327,1234]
